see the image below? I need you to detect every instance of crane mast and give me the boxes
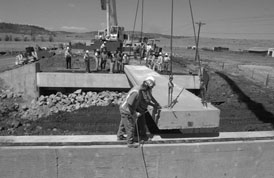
[100,0,123,41]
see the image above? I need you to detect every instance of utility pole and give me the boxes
[195,21,205,75]
[189,0,197,60]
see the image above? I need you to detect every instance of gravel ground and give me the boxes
[0,49,274,135]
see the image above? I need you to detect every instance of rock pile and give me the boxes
[21,89,127,120]
[0,89,22,119]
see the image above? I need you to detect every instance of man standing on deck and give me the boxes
[83,50,90,73]
[117,76,160,148]
[65,46,72,69]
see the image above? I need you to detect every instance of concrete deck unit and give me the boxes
[124,65,220,131]
[0,131,274,178]
[37,72,131,89]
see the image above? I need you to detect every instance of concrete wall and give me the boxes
[0,63,38,99]
[0,133,274,178]
[37,72,131,89]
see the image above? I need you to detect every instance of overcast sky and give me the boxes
[1,0,274,39]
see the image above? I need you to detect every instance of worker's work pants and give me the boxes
[164,62,169,72]
[117,61,122,73]
[85,59,90,73]
[136,114,148,139]
[117,112,135,144]
[101,59,106,69]
[66,56,71,69]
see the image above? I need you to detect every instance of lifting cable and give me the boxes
[135,118,149,178]
[131,2,149,177]
[131,0,140,48]
[189,0,207,106]
[168,0,174,107]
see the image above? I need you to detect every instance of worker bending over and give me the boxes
[136,76,161,141]
[117,76,160,148]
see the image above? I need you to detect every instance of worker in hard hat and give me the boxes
[153,52,163,72]
[65,46,72,69]
[100,41,107,53]
[121,53,129,72]
[136,76,161,140]
[117,76,160,148]
[163,53,170,73]
[83,50,90,73]
[95,49,101,71]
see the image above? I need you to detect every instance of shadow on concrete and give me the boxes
[145,113,219,138]
[216,72,274,128]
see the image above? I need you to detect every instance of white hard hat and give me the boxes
[165,53,168,56]
[144,76,156,88]
[86,50,89,53]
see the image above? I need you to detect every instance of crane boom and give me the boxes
[98,0,126,42]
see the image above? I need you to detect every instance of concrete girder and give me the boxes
[124,65,220,131]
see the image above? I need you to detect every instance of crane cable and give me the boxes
[135,117,150,178]
[131,2,149,177]
[129,0,140,58]
[168,0,174,107]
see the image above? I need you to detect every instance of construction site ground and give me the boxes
[0,48,274,135]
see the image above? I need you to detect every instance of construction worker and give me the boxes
[200,67,209,106]
[100,41,107,53]
[122,53,129,72]
[163,53,170,73]
[116,51,123,73]
[83,50,90,73]
[153,52,163,72]
[65,46,72,69]
[95,49,101,71]
[136,76,161,140]
[108,51,114,73]
[101,50,107,70]
[117,76,158,148]
[133,43,139,60]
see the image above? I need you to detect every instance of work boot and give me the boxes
[127,142,139,148]
[117,135,127,141]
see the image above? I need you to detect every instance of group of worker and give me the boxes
[146,51,170,73]
[64,42,129,73]
[117,76,161,148]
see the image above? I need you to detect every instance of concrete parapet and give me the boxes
[0,132,274,178]
[37,72,131,89]
[124,65,220,131]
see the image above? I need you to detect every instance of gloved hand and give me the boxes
[154,104,161,109]
[136,112,141,117]
[133,112,141,122]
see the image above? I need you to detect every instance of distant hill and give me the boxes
[0,22,53,35]
[0,22,188,40]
